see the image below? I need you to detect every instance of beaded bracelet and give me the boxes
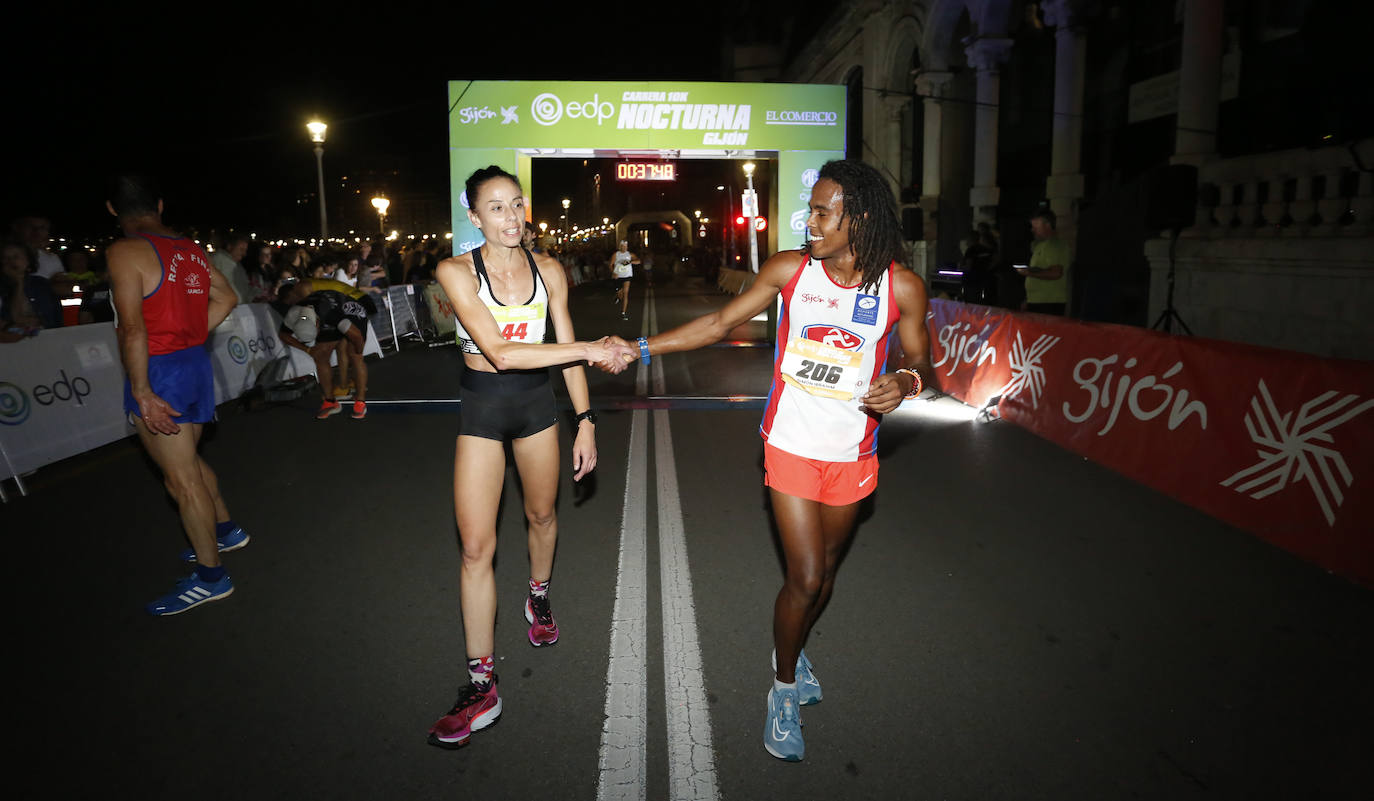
[895,368,923,399]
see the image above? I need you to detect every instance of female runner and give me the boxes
[617,159,932,761]
[427,166,625,749]
[609,239,639,320]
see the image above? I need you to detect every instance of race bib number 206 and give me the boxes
[779,337,865,400]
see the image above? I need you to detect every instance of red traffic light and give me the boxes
[735,215,746,226]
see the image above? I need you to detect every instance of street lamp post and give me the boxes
[306,120,329,240]
[561,198,571,245]
[717,184,735,270]
[743,161,760,274]
[370,196,390,234]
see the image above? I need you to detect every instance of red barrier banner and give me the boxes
[926,299,1374,586]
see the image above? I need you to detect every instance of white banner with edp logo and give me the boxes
[0,304,386,479]
[206,304,286,405]
[0,324,130,479]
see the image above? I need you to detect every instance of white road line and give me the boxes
[596,408,648,801]
[654,408,720,801]
[645,285,721,800]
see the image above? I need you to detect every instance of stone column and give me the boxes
[1173,0,1224,164]
[1042,0,1087,236]
[915,71,953,242]
[910,71,954,279]
[880,92,909,198]
[964,37,1014,224]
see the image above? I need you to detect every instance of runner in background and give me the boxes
[277,277,374,419]
[106,173,250,616]
[426,165,627,750]
[609,239,639,321]
[607,159,933,761]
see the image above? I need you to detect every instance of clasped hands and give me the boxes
[583,336,640,374]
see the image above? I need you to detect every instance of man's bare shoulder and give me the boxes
[106,236,158,272]
[889,261,924,286]
[888,262,928,306]
[107,235,155,258]
[759,248,806,280]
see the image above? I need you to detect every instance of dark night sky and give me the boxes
[16,1,829,243]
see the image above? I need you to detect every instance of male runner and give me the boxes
[609,160,932,760]
[107,173,249,616]
[279,277,373,419]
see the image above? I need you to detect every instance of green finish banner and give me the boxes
[448,81,845,152]
[777,150,845,251]
[449,148,521,258]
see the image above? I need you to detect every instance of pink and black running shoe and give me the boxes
[427,679,502,749]
[524,595,560,647]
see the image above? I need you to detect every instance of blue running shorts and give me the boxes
[123,345,216,424]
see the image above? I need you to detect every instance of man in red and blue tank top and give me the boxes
[611,160,934,762]
[106,173,250,616]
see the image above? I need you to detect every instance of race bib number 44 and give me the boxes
[779,337,865,400]
[493,302,547,343]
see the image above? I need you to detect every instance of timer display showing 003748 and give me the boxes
[616,163,676,181]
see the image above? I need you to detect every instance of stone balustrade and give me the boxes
[1194,142,1374,238]
[1146,142,1374,360]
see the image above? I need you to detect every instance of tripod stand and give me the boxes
[1151,227,1192,335]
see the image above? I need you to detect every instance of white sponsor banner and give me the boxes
[0,324,132,478]
[0,304,376,479]
[207,304,288,405]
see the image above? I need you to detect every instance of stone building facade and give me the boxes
[761,0,1373,359]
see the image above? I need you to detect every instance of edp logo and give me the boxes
[0,370,94,426]
[531,92,615,126]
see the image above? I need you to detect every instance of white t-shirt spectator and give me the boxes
[333,269,358,287]
[34,250,63,279]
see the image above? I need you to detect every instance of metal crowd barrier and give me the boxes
[371,285,427,353]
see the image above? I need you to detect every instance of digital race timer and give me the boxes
[616,162,676,181]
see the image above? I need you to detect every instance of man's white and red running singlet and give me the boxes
[760,254,900,462]
[134,234,212,354]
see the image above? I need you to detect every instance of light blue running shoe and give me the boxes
[772,649,822,706]
[180,526,250,562]
[146,572,234,616]
[763,685,805,762]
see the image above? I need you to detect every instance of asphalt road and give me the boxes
[8,273,1371,800]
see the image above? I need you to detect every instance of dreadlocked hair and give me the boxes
[817,159,903,293]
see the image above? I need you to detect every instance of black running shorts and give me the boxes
[309,291,370,343]
[458,369,557,441]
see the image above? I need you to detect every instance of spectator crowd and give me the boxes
[2,212,728,348]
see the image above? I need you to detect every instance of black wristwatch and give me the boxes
[574,409,597,426]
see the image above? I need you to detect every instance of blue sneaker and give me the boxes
[180,526,250,562]
[146,572,234,616]
[772,649,822,706]
[763,685,805,762]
